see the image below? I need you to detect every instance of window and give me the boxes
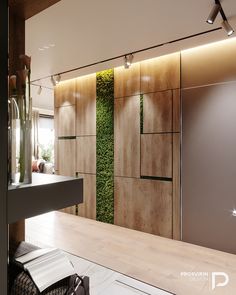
[38,116,54,163]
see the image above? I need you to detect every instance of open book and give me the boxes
[15,248,75,292]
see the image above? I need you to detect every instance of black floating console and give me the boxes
[8,173,83,224]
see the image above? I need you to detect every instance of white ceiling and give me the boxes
[26,0,236,110]
[31,85,54,111]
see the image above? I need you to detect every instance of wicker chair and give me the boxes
[10,272,70,295]
[9,242,73,295]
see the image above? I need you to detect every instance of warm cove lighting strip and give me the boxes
[182,35,236,54]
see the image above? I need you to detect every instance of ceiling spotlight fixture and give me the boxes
[232,209,236,217]
[206,3,220,24]
[55,74,61,84]
[124,54,134,69]
[206,0,234,37]
[51,74,61,86]
[51,76,56,86]
[37,85,42,95]
[222,20,234,36]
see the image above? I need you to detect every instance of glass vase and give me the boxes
[9,94,32,185]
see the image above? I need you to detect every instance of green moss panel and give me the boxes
[96,69,114,224]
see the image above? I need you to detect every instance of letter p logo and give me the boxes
[212,272,229,290]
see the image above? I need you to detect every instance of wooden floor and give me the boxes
[26,212,236,295]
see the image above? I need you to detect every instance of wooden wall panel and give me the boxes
[76,74,96,136]
[141,52,180,93]
[114,63,140,98]
[173,133,181,240]
[9,11,25,76]
[114,177,172,238]
[77,174,96,219]
[58,139,76,177]
[181,38,236,88]
[173,89,181,133]
[60,204,76,215]
[9,0,61,20]
[54,79,76,107]
[141,134,172,178]
[9,221,25,246]
[114,96,140,178]
[55,105,76,137]
[54,137,58,171]
[58,139,76,214]
[143,90,172,133]
[76,136,96,174]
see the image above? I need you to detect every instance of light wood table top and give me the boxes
[26,212,236,295]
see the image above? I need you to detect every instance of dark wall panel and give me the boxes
[0,1,8,293]
[182,83,236,254]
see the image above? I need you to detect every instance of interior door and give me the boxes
[182,82,236,254]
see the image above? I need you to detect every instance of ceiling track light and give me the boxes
[55,74,61,84]
[124,54,134,69]
[206,0,234,36]
[51,74,61,86]
[51,75,56,86]
[37,85,42,95]
[206,3,220,24]
[222,20,234,36]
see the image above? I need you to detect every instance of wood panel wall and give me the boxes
[55,105,76,137]
[54,80,76,214]
[141,53,180,92]
[55,53,181,239]
[114,177,172,237]
[114,63,140,98]
[76,74,96,219]
[143,90,172,133]
[77,173,96,219]
[9,0,61,20]
[76,75,96,136]
[141,134,172,178]
[114,52,181,239]
[57,139,76,214]
[114,95,140,178]
[181,38,236,88]
[54,74,97,219]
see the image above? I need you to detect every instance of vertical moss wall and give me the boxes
[96,69,114,223]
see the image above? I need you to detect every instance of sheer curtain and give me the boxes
[32,110,39,159]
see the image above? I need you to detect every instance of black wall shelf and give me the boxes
[8,173,83,224]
